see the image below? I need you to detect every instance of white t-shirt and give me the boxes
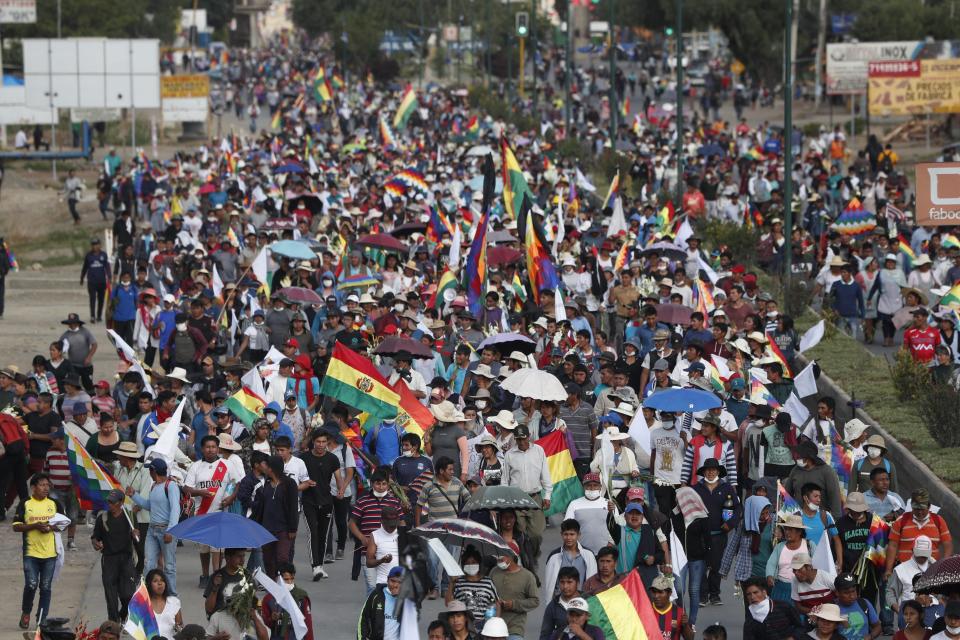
[184,457,243,514]
[649,426,685,485]
[328,443,357,498]
[154,596,181,639]
[372,526,400,584]
[283,455,309,485]
[791,567,837,607]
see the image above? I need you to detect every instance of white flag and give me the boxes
[575,167,596,192]
[449,224,462,271]
[794,362,818,398]
[553,189,565,257]
[212,264,224,300]
[783,392,810,427]
[710,355,732,380]
[253,569,308,640]
[252,247,270,291]
[607,195,628,237]
[670,529,688,575]
[554,288,568,323]
[242,364,268,399]
[107,329,154,394]
[799,320,825,353]
[149,397,187,458]
[399,597,420,640]
[308,154,319,176]
[697,254,720,284]
[675,219,694,246]
[812,530,836,575]
[627,410,652,456]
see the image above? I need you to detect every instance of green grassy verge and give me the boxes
[16,226,107,268]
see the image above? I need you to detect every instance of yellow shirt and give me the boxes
[13,497,58,558]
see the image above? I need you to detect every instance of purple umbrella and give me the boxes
[411,517,513,559]
[477,332,537,355]
[373,336,433,359]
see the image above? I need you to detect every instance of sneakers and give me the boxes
[324,553,335,563]
[426,589,439,600]
[67,540,78,551]
[699,600,708,607]
[312,566,328,581]
[710,596,723,606]
[335,548,345,560]
[199,575,209,589]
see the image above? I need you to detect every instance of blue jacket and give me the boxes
[81,250,111,285]
[830,279,865,318]
[265,402,295,443]
[112,283,139,321]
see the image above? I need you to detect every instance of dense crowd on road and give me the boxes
[3,29,960,640]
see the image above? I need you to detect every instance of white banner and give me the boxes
[826,41,922,95]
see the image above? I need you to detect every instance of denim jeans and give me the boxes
[679,560,706,624]
[837,316,861,341]
[143,525,177,595]
[426,541,460,594]
[360,555,377,594]
[246,547,264,575]
[22,555,56,621]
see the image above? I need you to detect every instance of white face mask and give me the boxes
[176,323,187,332]
[463,564,480,576]
[796,458,806,467]
[402,450,414,458]
[266,414,277,424]
[807,502,819,513]
[748,598,771,622]
[947,625,960,635]
[68,326,80,332]
[496,560,509,571]
[704,475,719,485]
[476,400,488,409]
[284,582,295,592]
[322,279,333,287]
[585,489,601,501]
[373,489,389,499]
[866,446,882,459]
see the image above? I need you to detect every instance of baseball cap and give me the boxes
[388,566,404,579]
[652,358,670,371]
[730,377,746,390]
[913,535,933,557]
[148,458,168,474]
[685,362,706,374]
[563,597,590,612]
[834,572,858,591]
[626,487,645,502]
[582,472,601,485]
[73,401,88,415]
[624,503,644,514]
[106,489,125,504]
[651,575,674,591]
[515,424,530,439]
[564,382,582,396]
[790,551,812,570]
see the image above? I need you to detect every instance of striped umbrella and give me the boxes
[915,554,960,594]
[411,518,513,559]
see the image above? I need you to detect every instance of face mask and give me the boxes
[68,326,80,332]
[284,582,295,592]
[807,502,819,513]
[796,458,806,467]
[266,414,277,424]
[373,489,389,499]
[585,489,601,501]
[867,446,882,459]
[273,305,283,311]
[748,598,771,622]
[476,400,488,409]
[402,450,414,458]
[496,561,509,571]
[704,476,719,485]
[176,323,187,331]
[121,280,131,287]
[393,304,404,313]
[948,625,960,635]
[322,279,333,287]
[463,564,480,576]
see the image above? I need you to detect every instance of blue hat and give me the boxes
[625,503,644,514]
[253,309,265,318]
[213,406,230,416]
[148,458,168,474]
[730,377,746,390]
[685,362,706,374]
[73,401,88,415]
[50,429,66,440]
[599,412,624,426]
[388,566,404,579]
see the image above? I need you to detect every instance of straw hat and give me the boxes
[809,603,848,624]
[114,441,140,459]
[473,432,501,453]
[777,513,809,530]
[487,410,518,431]
[430,400,460,423]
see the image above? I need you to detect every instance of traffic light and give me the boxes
[515,12,529,37]
[665,27,674,36]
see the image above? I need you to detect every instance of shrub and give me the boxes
[888,348,930,403]
[701,219,760,267]
[919,382,960,447]
[782,275,817,320]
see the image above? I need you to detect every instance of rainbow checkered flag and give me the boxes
[65,433,121,510]
[124,580,160,640]
[777,480,800,517]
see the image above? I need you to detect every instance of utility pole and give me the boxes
[518,35,525,96]
[418,0,425,88]
[674,0,684,206]
[607,0,616,140]
[530,0,537,113]
[564,0,572,133]
[814,0,826,107]
[783,0,794,284]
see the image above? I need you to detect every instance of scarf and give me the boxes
[293,355,316,404]
[675,486,709,528]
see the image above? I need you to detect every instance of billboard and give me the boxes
[69,108,122,123]
[0,0,35,23]
[0,86,56,125]
[161,74,209,122]
[826,41,922,95]
[23,38,160,109]
[915,163,960,226]
[868,59,960,116]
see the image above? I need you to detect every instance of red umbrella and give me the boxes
[487,246,522,267]
[355,233,408,253]
[374,336,433,359]
[277,287,323,305]
[197,182,219,195]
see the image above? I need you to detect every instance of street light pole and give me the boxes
[783,0,794,284]
[608,0,616,141]
[674,0,684,206]
[530,0,537,114]
[564,0,572,134]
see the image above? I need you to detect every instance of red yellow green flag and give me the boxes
[535,430,583,517]
[319,342,400,418]
[501,137,536,220]
[586,569,665,640]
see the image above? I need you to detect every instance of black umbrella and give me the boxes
[374,336,433,359]
[461,485,540,512]
[915,554,960,594]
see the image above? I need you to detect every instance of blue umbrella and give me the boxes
[643,388,721,412]
[274,162,306,174]
[166,512,277,548]
[269,240,316,261]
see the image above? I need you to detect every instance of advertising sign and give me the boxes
[161,74,209,122]
[915,162,960,226]
[826,41,923,95]
[0,0,36,23]
[869,59,960,116]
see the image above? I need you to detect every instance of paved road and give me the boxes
[77,517,745,638]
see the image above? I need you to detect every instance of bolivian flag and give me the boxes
[940,283,960,309]
[535,430,583,517]
[393,84,418,130]
[313,66,334,102]
[432,269,458,309]
[392,380,435,439]
[225,368,267,427]
[764,333,793,378]
[586,570,663,640]
[500,136,536,220]
[320,342,400,418]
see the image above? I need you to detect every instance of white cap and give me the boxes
[480,617,509,638]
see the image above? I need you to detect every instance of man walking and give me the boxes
[90,489,137,622]
[59,312,98,391]
[80,238,110,324]
[114,441,151,574]
[129,458,179,595]
[13,473,59,630]
[502,425,552,560]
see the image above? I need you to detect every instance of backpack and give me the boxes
[164,479,194,521]
[0,414,29,457]
[368,421,401,460]
[879,151,894,174]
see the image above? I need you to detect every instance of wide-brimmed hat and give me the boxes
[430,400,460,423]
[165,367,191,384]
[746,331,768,344]
[218,433,241,451]
[487,410,518,431]
[845,492,868,512]
[778,513,809,530]
[901,287,929,305]
[864,434,887,452]
[844,418,869,442]
[828,256,847,268]
[611,401,635,418]
[696,458,727,477]
[114,441,140,458]
[60,312,85,325]
[474,432,500,453]
[440,599,473,620]
[603,425,630,441]
[809,603,848,624]
[473,363,496,379]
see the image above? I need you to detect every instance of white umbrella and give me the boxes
[500,368,568,402]
[466,144,494,157]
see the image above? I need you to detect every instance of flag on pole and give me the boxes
[518,193,560,306]
[379,114,398,150]
[252,247,270,296]
[393,85,418,129]
[319,343,401,418]
[66,433,122,511]
[312,66,334,102]
[253,569,309,640]
[501,137,537,220]
[224,367,268,428]
[462,205,490,317]
[602,171,620,210]
[535,430,583,517]
[124,580,160,640]
[777,480,801,516]
[585,570,664,640]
